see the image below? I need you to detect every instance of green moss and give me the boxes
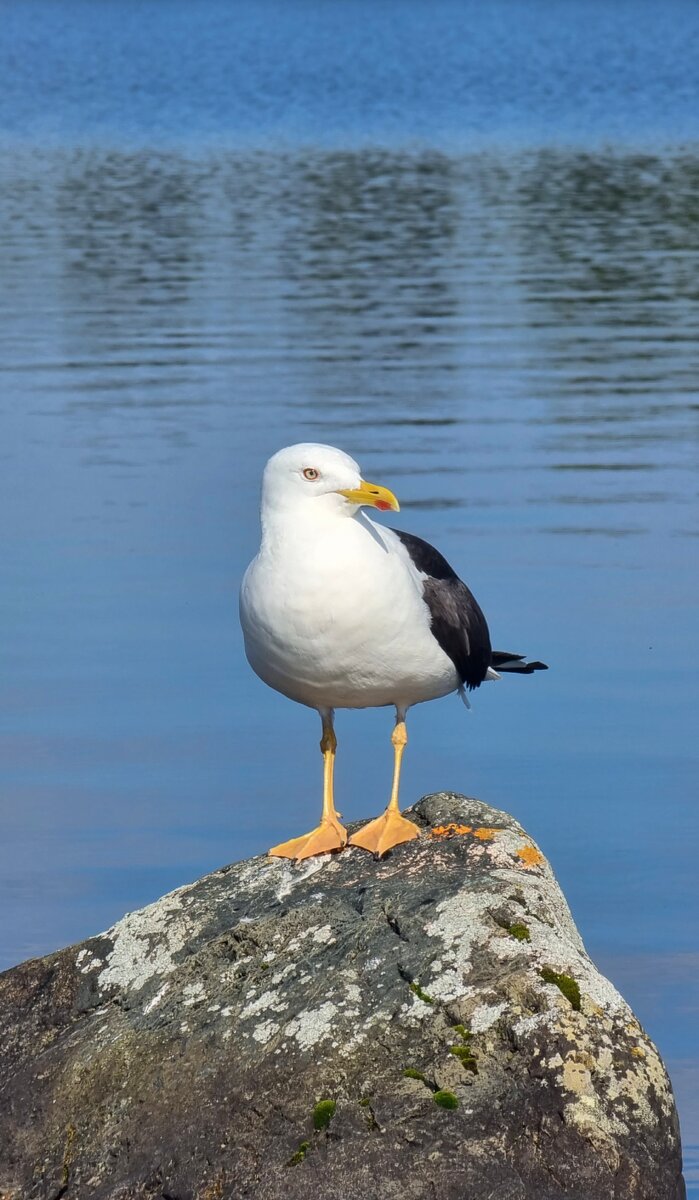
[312,1099,337,1131]
[402,1067,427,1081]
[449,1045,478,1073]
[409,982,434,1004]
[451,1024,472,1041]
[433,1090,459,1110]
[358,1097,371,1107]
[507,922,531,942]
[287,1140,310,1166]
[540,967,581,1011]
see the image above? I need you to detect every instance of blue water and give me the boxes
[3,0,699,150]
[1,0,698,1184]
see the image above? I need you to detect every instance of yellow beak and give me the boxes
[337,479,400,513]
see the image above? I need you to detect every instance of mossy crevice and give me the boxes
[409,982,434,1005]
[540,967,581,1011]
[494,912,531,942]
[449,1044,478,1073]
[358,1096,380,1131]
[449,1022,477,1072]
[402,1067,427,1082]
[433,1089,459,1110]
[286,1140,310,1167]
[312,1099,337,1131]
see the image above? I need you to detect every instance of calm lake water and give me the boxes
[1,0,698,1183]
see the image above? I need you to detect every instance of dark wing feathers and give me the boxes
[491,651,548,674]
[394,530,548,688]
[394,529,492,690]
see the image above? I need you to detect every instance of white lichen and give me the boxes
[343,983,362,1006]
[182,982,206,1007]
[424,890,497,1002]
[339,1009,386,1056]
[274,857,328,900]
[252,1019,280,1043]
[285,1002,338,1050]
[270,964,295,986]
[143,982,170,1014]
[470,1002,507,1032]
[97,888,192,995]
[76,947,102,975]
[311,924,334,945]
[240,989,285,1020]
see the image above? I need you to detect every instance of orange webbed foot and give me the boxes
[269,815,347,862]
[349,808,420,857]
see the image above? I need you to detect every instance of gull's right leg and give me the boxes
[268,708,347,861]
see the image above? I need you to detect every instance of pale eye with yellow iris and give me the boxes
[302,467,320,481]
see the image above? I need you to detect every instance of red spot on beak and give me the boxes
[375,500,391,511]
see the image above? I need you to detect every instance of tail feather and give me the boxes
[491,651,548,675]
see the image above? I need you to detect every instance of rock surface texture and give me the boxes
[0,793,686,1200]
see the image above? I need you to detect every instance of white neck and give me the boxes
[260,498,358,549]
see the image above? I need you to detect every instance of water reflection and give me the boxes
[516,153,699,458]
[5,146,696,472]
[2,145,697,525]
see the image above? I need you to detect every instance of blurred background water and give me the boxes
[0,0,697,1183]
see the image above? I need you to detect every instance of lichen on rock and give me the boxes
[0,792,686,1200]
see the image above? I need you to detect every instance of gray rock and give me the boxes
[0,793,686,1200]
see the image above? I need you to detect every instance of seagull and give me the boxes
[240,443,547,861]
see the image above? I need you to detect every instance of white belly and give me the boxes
[239,515,459,710]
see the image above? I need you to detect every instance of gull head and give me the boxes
[260,443,400,521]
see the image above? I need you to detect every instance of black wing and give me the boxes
[490,651,548,674]
[394,529,492,690]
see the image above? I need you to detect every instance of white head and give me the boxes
[260,443,400,526]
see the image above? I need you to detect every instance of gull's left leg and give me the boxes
[349,707,420,857]
[268,708,348,861]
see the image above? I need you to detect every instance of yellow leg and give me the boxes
[349,717,420,857]
[269,712,348,861]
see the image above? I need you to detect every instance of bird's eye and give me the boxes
[303,467,320,481]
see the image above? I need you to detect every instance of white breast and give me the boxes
[239,512,459,710]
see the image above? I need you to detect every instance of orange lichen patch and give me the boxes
[517,844,545,868]
[631,1046,646,1059]
[430,823,473,838]
[473,827,497,841]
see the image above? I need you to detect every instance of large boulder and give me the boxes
[0,793,686,1200]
